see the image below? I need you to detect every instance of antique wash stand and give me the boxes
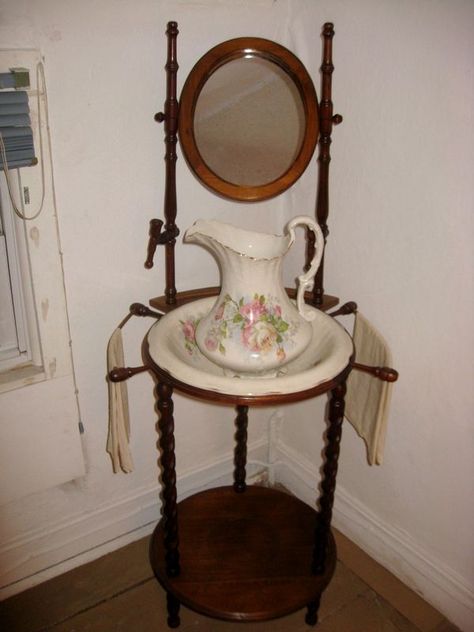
[109,22,397,628]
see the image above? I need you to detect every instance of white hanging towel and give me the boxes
[106,328,134,473]
[345,312,394,465]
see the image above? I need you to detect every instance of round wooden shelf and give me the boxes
[150,485,336,623]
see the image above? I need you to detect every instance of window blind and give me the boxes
[0,90,36,170]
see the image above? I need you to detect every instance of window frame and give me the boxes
[0,169,38,370]
[0,49,73,393]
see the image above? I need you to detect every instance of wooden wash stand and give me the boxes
[110,21,398,628]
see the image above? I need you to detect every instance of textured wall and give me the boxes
[0,1,472,629]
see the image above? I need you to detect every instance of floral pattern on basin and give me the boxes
[193,293,297,364]
[181,316,200,356]
[150,297,354,396]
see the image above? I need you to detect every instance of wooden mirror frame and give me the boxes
[148,22,341,312]
[178,37,319,202]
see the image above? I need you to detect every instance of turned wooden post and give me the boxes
[312,380,346,575]
[309,22,342,307]
[306,380,346,626]
[154,21,179,305]
[166,592,181,629]
[156,380,180,577]
[305,595,322,627]
[153,381,182,632]
[233,405,249,493]
[156,380,180,627]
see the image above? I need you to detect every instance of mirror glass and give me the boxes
[194,57,305,187]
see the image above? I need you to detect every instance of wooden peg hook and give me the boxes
[108,365,148,383]
[328,301,358,318]
[352,362,399,383]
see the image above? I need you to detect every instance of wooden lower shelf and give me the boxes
[150,486,336,623]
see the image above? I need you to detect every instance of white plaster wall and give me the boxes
[278,1,474,629]
[0,0,288,593]
[0,0,473,629]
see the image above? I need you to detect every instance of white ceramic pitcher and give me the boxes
[183,216,324,376]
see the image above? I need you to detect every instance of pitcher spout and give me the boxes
[183,219,216,247]
[184,219,290,260]
[183,219,226,261]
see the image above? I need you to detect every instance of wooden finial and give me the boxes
[322,22,335,37]
[129,303,162,319]
[352,363,399,383]
[108,365,148,382]
[328,301,358,318]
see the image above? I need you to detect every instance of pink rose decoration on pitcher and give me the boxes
[185,293,293,362]
[242,321,278,354]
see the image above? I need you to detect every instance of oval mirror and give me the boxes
[178,38,319,202]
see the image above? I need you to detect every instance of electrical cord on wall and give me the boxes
[0,61,47,220]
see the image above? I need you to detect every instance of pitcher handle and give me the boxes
[286,215,325,322]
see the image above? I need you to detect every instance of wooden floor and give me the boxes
[0,526,459,632]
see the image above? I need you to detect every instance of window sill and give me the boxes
[0,363,46,394]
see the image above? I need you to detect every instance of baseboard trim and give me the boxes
[4,435,472,632]
[273,441,474,632]
[0,439,268,599]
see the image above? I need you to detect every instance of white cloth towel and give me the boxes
[345,312,394,465]
[106,328,134,473]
